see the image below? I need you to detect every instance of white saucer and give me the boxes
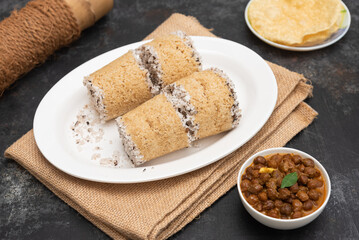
[244,0,351,51]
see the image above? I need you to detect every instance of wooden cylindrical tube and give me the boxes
[65,0,114,31]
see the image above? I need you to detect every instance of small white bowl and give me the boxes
[237,147,331,230]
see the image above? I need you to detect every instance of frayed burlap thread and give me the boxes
[5,13,318,240]
[0,0,80,94]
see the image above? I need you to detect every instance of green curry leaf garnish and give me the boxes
[280,172,298,188]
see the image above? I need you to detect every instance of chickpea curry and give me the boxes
[240,153,326,219]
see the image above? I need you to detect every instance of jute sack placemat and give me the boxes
[5,13,318,240]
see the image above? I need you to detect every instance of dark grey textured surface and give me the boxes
[1,0,358,239]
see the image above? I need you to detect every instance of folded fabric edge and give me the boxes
[144,13,216,40]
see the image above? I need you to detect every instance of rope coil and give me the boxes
[0,0,81,94]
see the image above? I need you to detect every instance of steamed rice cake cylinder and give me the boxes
[84,31,201,122]
[116,94,196,166]
[117,68,241,166]
[164,68,241,139]
[83,51,152,121]
[136,31,202,93]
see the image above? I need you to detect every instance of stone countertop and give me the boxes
[1,0,358,239]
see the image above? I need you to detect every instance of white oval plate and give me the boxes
[34,36,277,183]
[245,0,351,51]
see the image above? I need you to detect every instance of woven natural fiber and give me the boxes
[0,0,80,94]
[5,13,318,240]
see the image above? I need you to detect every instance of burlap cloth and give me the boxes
[5,13,318,240]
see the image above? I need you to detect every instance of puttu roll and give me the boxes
[164,68,241,139]
[84,31,201,121]
[116,93,197,166]
[116,68,241,166]
[135,31,202,94]
[83,51,152,121]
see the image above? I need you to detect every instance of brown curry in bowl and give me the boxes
[240,153,326,219]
